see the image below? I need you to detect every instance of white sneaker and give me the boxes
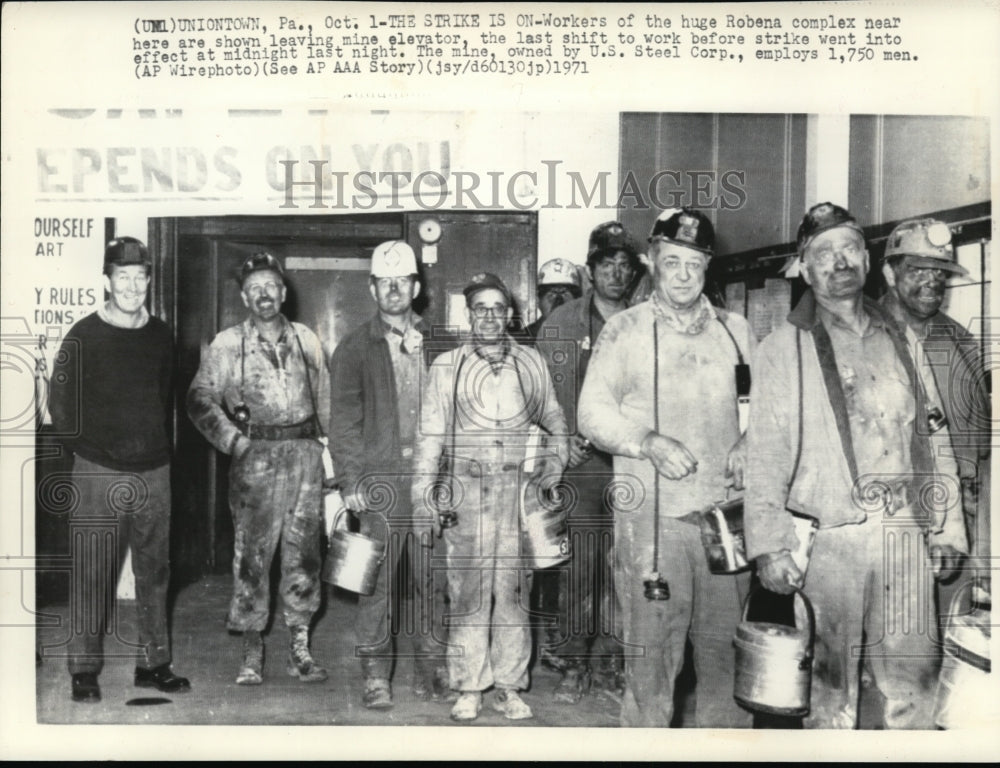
[450,691,482,721]
[492,688,534,720]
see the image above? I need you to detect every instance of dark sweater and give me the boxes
[49,311,173,471]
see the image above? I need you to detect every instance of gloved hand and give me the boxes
[756,550,803,595]
[641,432,698,480]
[929,544,965,582]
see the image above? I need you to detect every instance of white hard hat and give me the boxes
[538,258,582,289]
[371,241,418,278]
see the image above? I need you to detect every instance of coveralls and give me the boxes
[187,315,331,632]
[412,338,568,693]
[578,295,755,727]
[744,292,968,729]
[536,292,622,674]
[328,315,447,686]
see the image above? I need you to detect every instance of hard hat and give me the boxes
[239,251,285,285]
[796,202,864,256]
[371,240,418,278]
[648,208,714,255]
[463,272,513,306]
[538,258,582,290]
[587,221,642,263]
[884,218,967,276]
[104,237,150,271]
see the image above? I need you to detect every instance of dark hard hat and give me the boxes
[796,202,864,255]
[104,237,150,269]
[463,272,513,306]
[239,251,285,285]
[648,208,714,255]
[587,221,642,262]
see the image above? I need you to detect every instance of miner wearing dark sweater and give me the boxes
[48,237,190,703]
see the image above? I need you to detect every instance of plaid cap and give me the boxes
[104,237,150,269]
[648,208,714,255]
[796,202,864,256]
[239,251,285,285]
[463,272,513,306]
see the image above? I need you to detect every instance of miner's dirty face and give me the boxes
[241,269,286,321]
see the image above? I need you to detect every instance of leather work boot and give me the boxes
[236,630,264,686]
[134,663,191,693]
[363,677,393,709]
[287,625,328,683]
[71,672,101,703]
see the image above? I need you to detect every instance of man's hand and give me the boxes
[756,551,803,595]
[533,457,564,493]
[567,435,592,469]
[641,432,698,480]
[724,433,747,490]
[232,436,252,462]
[929,544,965,582]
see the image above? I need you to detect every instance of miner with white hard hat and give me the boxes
[524,258,584,340]
[328,240,452,709]
[879,218,990,597]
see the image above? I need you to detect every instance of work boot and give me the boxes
[553,666,590,704]
[71,672,101,703]
[432,665,460,702]
[135,663,191,693]
[236,631,264,686]
[450,691,482,721]
[363,677,393,709]
[492,688,534,720]
[287,625,327,682]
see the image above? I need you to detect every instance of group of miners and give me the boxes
[50,201,990,729]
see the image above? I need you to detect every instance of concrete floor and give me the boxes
[36,574,625,727]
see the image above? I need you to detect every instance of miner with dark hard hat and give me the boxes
[534,221,643,702]
[411,272,569,722]
[49,237,190,703]
[879,218,991,598]
[744,203,968,728]
[187,251,331,687]
[578,209,754,727]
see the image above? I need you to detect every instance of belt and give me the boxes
[239,419,318,441]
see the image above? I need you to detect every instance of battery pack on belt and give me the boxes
[239,419,318,441]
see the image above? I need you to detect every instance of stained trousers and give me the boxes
[226,438,323,632]
[803,512,940,729]
[67,456,172,674]
[443,469,533,692]
[615,514,751,728]
[355,473,448,682]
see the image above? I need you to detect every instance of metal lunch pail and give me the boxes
[733,587,816,716]
[934,585,994,729]
[696,500,819,578]
[519,479,570,569]
[321,508,387,596]
[697,498,749,574]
